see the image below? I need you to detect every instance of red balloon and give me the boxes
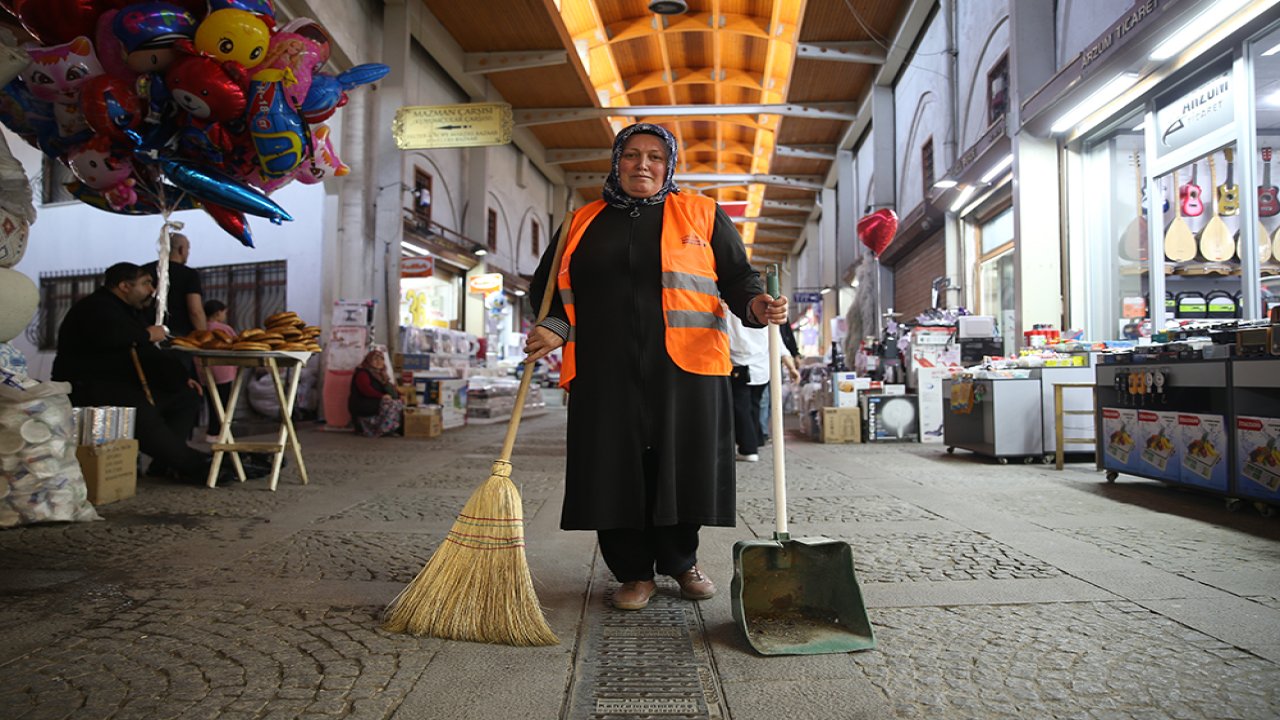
[202,201,254,247]
[11,0,127,46]
[80,74,145,140]
[857,208,898,257]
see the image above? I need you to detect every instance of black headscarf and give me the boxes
[601,123,680,213]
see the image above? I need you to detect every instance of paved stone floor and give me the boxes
[2,408,1279,719]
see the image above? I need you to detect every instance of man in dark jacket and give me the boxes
[52,262,258,483]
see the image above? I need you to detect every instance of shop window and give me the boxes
[412,170,432,223]
[487,208,498,252]
[531,220,541,257]
[921,137,935,197]
[973,206,1015,354]
[36,260,286,351]
[987,54,1009,126]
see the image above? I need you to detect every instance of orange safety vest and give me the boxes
[556,193,729,388]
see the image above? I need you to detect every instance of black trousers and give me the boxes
[731,381,767,454]
[598,524,700,582]
[71,380,207,478]
[596,446,701,582]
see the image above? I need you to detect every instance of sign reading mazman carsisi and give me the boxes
[393,103,514,149]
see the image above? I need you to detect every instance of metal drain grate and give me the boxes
[565,565,727,719]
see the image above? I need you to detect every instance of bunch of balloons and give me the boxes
[0,0,389,246]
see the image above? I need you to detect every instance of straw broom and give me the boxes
[381,212,573,647]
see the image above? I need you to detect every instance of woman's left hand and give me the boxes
[749,293,789,325]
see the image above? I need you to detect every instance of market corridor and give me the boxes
[1,408,1278,720]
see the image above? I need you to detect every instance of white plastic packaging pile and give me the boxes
[0,342,100,528]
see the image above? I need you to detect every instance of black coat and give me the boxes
[51,287,189,395]
[530,198,765,530]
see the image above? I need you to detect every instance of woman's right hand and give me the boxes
[524,326,565,363]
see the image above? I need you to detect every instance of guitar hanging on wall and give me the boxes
[1199,155,1234,263]
[1217,148,1239,216]
[1179,162,1204,217]
[1119,152,1146,261]
[1258,147,1279,217]
[1164,167,1198,263]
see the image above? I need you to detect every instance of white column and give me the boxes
[371,0,411,345]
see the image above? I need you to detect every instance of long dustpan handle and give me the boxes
[765,265,788,538]
[498,208,575,464]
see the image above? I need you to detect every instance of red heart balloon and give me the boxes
[12,0,129,46]
[857,209,898,257]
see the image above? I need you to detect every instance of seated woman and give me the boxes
[348,350,404,436]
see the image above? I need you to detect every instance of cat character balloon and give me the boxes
[19,37,104,138]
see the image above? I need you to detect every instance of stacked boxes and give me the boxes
[74,439,138,504]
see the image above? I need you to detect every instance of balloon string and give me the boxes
[153,215,184,330]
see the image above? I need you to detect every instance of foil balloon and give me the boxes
[857,208,898,257]
[194,8,270,68]
[10,0,125,47]
[201,200,253,247]
[66,178,199,214]
[158,155,292,223]
[20,36,104,139]
[79,74,145,140]
[165,52,250,122]
[296,124,347,184]
[254,30,326,108]
[300,63,389,123]
[246,78,306,178]
[112,1,199,74]
[209,0,274,16]
[67,136,137,210]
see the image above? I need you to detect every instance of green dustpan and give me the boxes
[730,266,876,656]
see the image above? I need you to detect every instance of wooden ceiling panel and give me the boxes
[422,0,565,50]
[796,0,893,43]
[611,36,662,78]
[776,118,846,145]
[787,60,871,102]
[769,156,832,176]
[489,67,602,107]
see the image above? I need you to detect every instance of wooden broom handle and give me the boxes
[498,210,574,463]
[130,346,156,406]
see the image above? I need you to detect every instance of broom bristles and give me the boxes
[382,460,558,646]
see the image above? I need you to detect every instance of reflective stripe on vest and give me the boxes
[556,193,728,388]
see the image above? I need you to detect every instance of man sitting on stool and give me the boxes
[52,262,266,484]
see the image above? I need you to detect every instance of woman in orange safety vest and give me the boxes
[526,123,789,611]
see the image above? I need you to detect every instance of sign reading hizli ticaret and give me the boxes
[393,103,514,149]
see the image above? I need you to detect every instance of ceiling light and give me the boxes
[1050,73,1138,134]
[648,0,688,15]
[980,155,1013,184]
[933,179,957,190]
[401,240,431,255]
[514,289,526,297]
[1263,40,1280,57]
[850,278,860,288]
[473,245,488,256]
[819,286,832,295]
[1150,0,1250,61]
[949,185,976,213]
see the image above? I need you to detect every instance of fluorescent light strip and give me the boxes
[933,179,957,189]
[1051,73,1138,134]
[402,240,431,255]
[949,185,976,213]
[1150,0,1250,61]
[1263,40,1280,57]
[980,155,1013,184]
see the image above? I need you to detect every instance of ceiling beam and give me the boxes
[763,199,815,212]
[515,103,857,127]
[566,172,824,189]
[741,216,806,228]
[463,50,568,74]
[748,236,798,244]
[545,148,614,164]
[796,41,887,64]
[775,144,837,161]
[587,12,771,47]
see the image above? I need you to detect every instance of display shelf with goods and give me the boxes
[1096,359,1234,499]
[1230,358,1280,513]
[943,376,1045,464]
[465,371,545,425]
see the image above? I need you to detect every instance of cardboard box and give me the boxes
[396,384,418,407]
[1236,415,1280,498]
[830,373,871,408]
[397,353,431,371]
[403,406,442,438]
[75,439,138,505]
[1177,412,1229,491]
[821,407,861,444]
[1101,407,1139,473]
[863,395,919,442]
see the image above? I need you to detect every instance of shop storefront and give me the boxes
[1047,0,1280,340]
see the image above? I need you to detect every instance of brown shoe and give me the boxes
[674,565,715,600]
[613,580,657,610]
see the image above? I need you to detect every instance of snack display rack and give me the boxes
[1095,356,1280,514]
